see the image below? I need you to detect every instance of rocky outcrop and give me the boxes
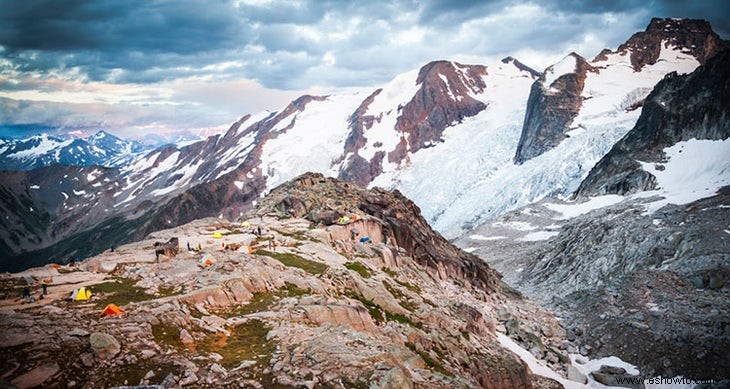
[0,179,571,388]
[514,53,594,164]
[259,172,504,292]
[610,18,729,71]
[576,49,730,198]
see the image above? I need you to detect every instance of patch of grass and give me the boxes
[384,311,422,329]
[345,291,384,323]
[223,229,245,236]
[197,319,275,370]
[91,277,157,308]
[214,283,308,318]
[395,279,421,294]
[382,281,418,311]
[345,290,421,329]
[381,267,397,277]
[405,342,452,377]
[151,321,185,351]
[257,250,328,275]
[460,330,471,341]
[156,285,180,297]
[345,261,373,278]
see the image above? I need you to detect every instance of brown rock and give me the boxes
[89,332,121,360]
[10,362,60,389]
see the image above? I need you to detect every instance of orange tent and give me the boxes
[100,304,125,316]
[48,263,61,269]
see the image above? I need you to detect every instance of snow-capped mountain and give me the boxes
[0,130,153,171]
[0,18,726,271]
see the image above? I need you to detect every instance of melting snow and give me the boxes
[544,195,624,220]
[29,185,40,189]
[491,221,538,231]
[638,139,730,213]
[517,230,560,241]
[469,234,506,241]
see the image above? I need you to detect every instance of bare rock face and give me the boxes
[575,49,730,198]
[514,53,594,164]
[338,61,490,187]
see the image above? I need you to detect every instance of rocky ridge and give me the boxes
[575,48,730,198]
[513,18,727,165]
[0,174,576,388]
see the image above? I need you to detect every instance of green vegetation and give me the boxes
[381,267,398,277]
[213,283,308,318]
[151,321,185,351]
[257,250,328,275]
[223,229,245,236]
[345,292,384,323]
[197,319,275,370]
[382,281,418,311]
[91,277,158,308]
[344,261,373,278]
[395,279,421,294]
[405,342,452,377]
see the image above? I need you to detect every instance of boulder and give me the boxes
[89,332,121,360]
[567,365,587,384]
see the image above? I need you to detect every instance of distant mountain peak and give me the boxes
[608,17,728,70]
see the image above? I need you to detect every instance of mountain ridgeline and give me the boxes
[0,18,727,274]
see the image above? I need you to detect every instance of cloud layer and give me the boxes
[0,0,727,138]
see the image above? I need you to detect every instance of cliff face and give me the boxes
[575,49,730,198]
[514,18,728,165]
[338,61,492,187]
[513,53,594,164]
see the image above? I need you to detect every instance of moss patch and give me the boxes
[345,292,384,323]
[151,322,185,351]
[345,261,373,278]
[197,319,275,370]
[91,277,157,308]
[395,279,421,294]
[213,283,308,318]
[257,250,328,275]
[382,281,418,311]
[405,342,452,377]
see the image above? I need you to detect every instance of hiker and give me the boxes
[22,287,35,303]
[350,228,359,241]
[268,236,276,251]
[197,243,202,252]
[187,242,191,251]
[110,245,115,252]
[41,279,48,295]
[257,226,263,236]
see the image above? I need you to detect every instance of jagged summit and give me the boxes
[600,17,728,70]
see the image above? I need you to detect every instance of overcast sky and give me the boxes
[0,0,727,140]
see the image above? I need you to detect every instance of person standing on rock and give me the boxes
[268,236,276,251]
[22,287,35,303]
[41,279,49,295]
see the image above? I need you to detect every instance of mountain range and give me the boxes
[1,18,727,271]
[0,16,728,384]
[0,131,152,171]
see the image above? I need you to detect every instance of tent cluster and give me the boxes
[338,215,361,224]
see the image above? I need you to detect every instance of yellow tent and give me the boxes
[70,287,92,301]
[338,216,350,224]
[212,232,223,239]
[241,221,251,227]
